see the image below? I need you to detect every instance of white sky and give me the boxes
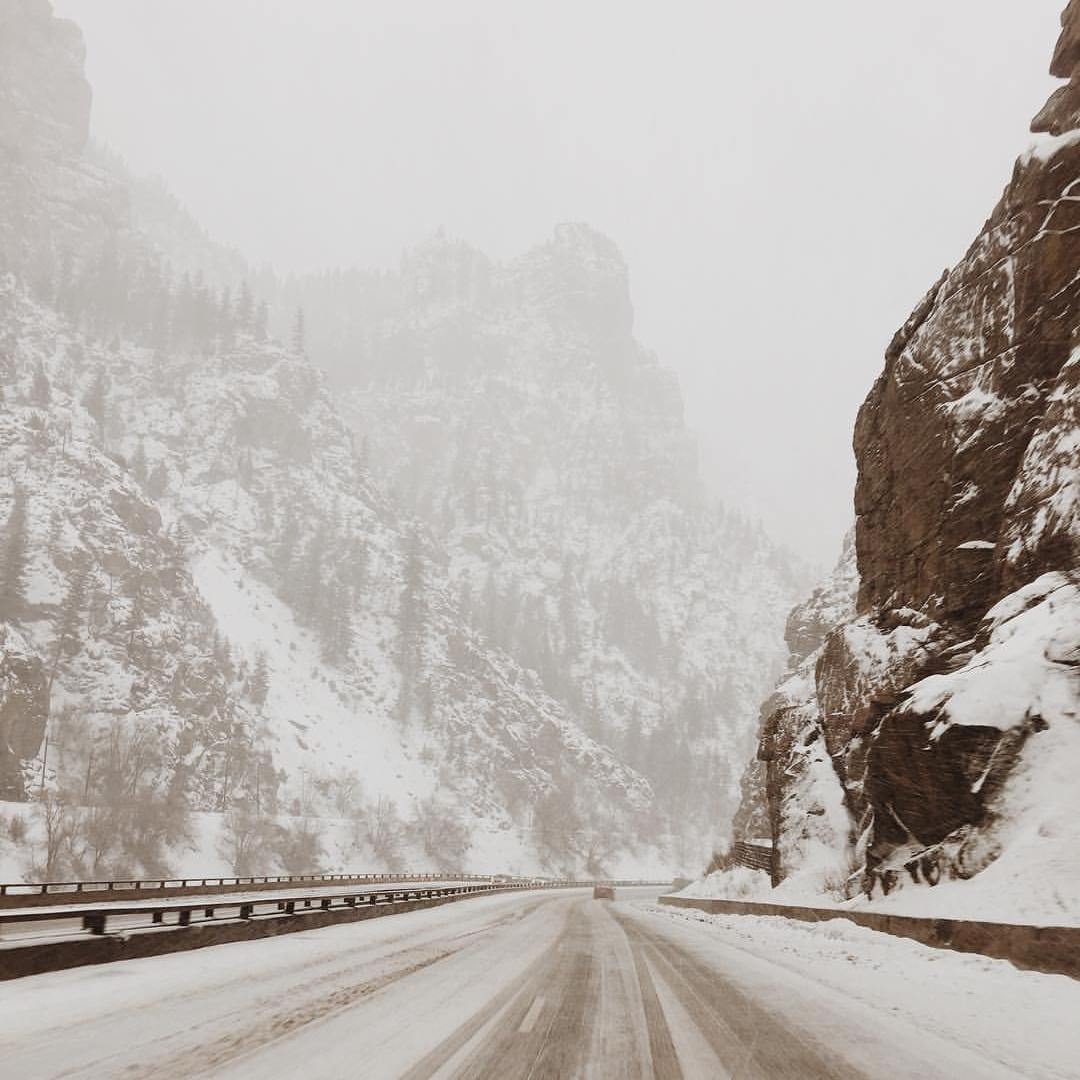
[55,0,1064,565]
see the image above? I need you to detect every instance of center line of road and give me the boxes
[519,995,546,1033]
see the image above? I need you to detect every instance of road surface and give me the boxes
[1,887,1075,1078]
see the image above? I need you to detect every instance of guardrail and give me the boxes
[0,881,536,936]
[0,872,491,908]
[0,873,666,908]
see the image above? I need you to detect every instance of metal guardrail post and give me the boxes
[82,913,106,934]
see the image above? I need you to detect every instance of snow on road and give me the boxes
[1,888,1077,1079]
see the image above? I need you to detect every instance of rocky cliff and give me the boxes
[742,7,1080,916]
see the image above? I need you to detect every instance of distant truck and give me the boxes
[592,884,615,900]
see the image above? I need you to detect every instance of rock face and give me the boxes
[740,8,1080,910]
[1033,0,1080,135]
[0,0,108,283]
[0,0,91,158]
[733,535,858,888]
[0,625,49,798]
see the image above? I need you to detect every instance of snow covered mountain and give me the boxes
[0,0,668,878]
[276,227,806,868]
[732,7,1080,923]
[0,0,808,881]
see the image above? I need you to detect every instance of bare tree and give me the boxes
[410,794,472,872]
[273,817,325,874]
[219,806,275,875]
[32,790,74,880]
[366,797,404,870]
[329,768,363,819]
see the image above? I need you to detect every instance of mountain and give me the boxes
[735,6,1080,921]
[277,227,806,866]
[0,0,667,878]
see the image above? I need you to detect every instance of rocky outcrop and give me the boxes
[854,133,1080,630]
[0,0,109,282]
[0,0,91,159]
[743,8,1080,907]
[0,625,49,799]
[732,535,858,887]
[1033,0,1080,134]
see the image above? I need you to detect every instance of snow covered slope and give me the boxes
[280,226,806,867]
[0,0,663,878]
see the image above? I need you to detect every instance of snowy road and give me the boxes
[2,887,1077,1079]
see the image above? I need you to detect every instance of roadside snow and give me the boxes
[639,903,1080,1080]
[909,572,1079,736]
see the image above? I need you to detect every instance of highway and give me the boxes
[1,887,1074,1079]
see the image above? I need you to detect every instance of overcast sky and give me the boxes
[56,0,1064,565]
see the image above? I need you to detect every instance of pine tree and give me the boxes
[236,281,254,331]
[396,530,426,720]
[30,361,51,406]
[145,461,169,500]
[275,509,301,601]
[218,286,235,351]
[345,533,368,593]
[0,485,30,620]
[237,449,255,488]
[481,570,499,643]
[558,556,579,654]
[254,301,269,344]
[297,524,327,624]
[320,575,353,667]
[214,632,236,683]
[54,550,92,658]
[249,651,270,707]
[131,441,148,486]
[82,370,109,446]
[398,531,426,664]
[623,706,643,767]
[291,306,306,357]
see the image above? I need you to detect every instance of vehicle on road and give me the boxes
[592,884,615,900]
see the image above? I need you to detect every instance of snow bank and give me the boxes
[640,903,1080,1080]
[909,572,1079,736]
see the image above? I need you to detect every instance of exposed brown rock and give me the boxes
[854,138,1080,631]
[742,6,1080,897]
[1049,0,1080,78]
[0,625,49,799]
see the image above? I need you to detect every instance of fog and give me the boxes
[56,0,1062,564]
